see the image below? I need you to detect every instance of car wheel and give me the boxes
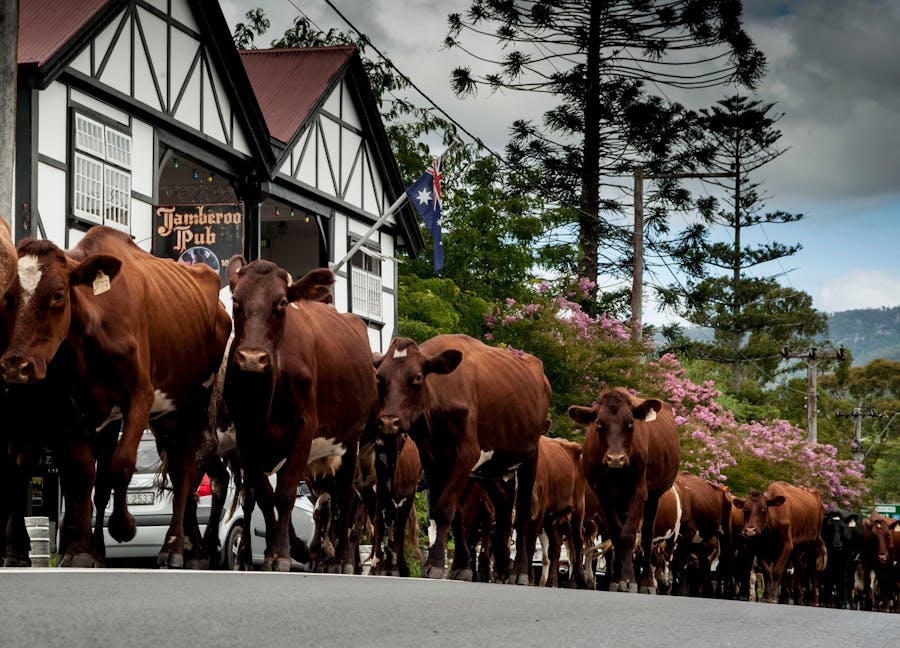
[224,523,243,571]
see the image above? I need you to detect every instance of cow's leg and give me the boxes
[568,504,588,589]
[90,423,120,563]
[331,440,359,575]
[510,453,538,586]
[637,495,661,594]
[547,524,564,587]
[202,454,230,569]
[767,540,793,603]
[57,440,99,567]
[271,432,313,573]
[392,495,415,577]
[424,454,470,580]
[483,477,514,582]
[3,452,33,567]
[615,484,647,593]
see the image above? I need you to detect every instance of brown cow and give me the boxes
[531,436,587,588]
[667,472,733,597]
[648,485,681,594]
[569,387,681,593]
[224,258,376,573]
[859,511,900,611]
[0,216,16,298]
[0,226,230,567]
[731,481,825,604]
[374,334,551,584]
[369,433,423,577]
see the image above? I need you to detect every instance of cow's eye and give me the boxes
[412,373,424,386]
[53,291,64,304]
[277,297,288,311]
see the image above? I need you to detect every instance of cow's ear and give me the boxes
[227,255,247,287]
[70,254,122,290]
[372,352,384,368]
[633,398,663,423]
[890,520,900,531]
[568,405,596,426]
[731,498,745,510]
[287,268,335,303]
[863,518,874,531]
[424,349,462,375]
[766,495,786,508]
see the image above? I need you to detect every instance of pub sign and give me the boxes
[152,204,244,285]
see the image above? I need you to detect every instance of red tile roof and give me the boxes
[239,46,355,143]
[18,0,113,66]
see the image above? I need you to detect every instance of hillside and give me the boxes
[828,306,900,366]
[665,306,900,367]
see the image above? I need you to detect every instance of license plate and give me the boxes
[127,491,155,506]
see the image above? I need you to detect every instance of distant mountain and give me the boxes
[828,306,900,366]
[657,306,900,367]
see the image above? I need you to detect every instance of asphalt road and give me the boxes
[2,569,897,647]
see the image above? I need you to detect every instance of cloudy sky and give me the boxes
[221,0,900,323]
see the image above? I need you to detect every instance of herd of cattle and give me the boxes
[0,224,897,614]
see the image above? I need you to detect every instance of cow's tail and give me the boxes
[406,504,423,565]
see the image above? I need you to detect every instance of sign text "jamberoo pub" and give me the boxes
[155,204,242,253]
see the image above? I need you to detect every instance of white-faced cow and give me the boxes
[731,481,825,604]
[0,227,231,568]
[374,334,551,584]
[859,511,900,611]
[223,258,377,573]
[569,387,681,593]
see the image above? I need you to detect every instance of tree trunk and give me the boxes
[0,0,18,223]
[577,0,602,290]
[730,142,742,392]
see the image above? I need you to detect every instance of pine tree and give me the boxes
[445,0,765,290]
[659,95,827,392]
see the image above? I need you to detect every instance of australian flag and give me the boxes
[406,156,444,273]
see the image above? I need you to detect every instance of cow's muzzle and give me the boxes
[0,356,39,384]
[234,348,271,373]
[603,452,628,468]
[741,527,760,539]
[378,415,401,435]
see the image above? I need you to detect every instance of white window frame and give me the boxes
[73,112,132,231]
[350,248,383,322]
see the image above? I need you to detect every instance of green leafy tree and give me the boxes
[659,96,826,392]
[397,274,492,342]
[446,1,764,291]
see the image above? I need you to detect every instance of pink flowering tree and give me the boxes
[649,354,869,508]
[485,278,651,436]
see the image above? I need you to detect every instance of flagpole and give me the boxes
[331,192,409,273]
[331,143,456,274]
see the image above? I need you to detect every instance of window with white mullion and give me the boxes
[74,153,103,223]
[104,166,131,229]
[351,265,383,322]
[73,111,132,230]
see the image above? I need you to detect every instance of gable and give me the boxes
[279,78,393,221]
[34,0,258,158]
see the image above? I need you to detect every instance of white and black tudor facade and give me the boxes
[15,0,423,352]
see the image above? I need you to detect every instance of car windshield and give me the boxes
[134,437,161,474]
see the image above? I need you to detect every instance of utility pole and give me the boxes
[782,345,845,443]
[631,167,735,341]
[837,406,887,463]
[0,0,18,221]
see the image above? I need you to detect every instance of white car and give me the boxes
[83,431,314,569]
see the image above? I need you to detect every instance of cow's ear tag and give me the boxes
[93,271,111,295]
[643,408,657,423]
[848,520,857,528]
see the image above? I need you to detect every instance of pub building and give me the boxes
[14,0,425,521]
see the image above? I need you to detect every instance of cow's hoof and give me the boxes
[609,582,620,592]
[387,569,400,577]
[423,564,445,579]
[627,582,638,594]
[262,556,275,571]
[515,572,530,586]
[167,553,185,569]
[341,562,354,575]
[61,552,99,568]
[448,567,473,582]
[3,556,31,568]
[108,510,137,543]
[186,557,208,570]
[640,585,657,595]
[273,557,291,572]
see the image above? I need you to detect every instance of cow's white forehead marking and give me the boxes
[393,348,408,359]
[18,255,42,305]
